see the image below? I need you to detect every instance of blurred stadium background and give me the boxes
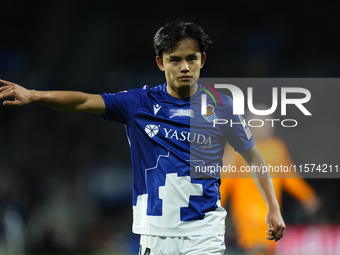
[0,1,339,254]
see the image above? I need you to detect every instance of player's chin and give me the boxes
[178,79,196,88]
[177,83,191,91]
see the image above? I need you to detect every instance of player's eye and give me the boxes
[188,56,197,61]
[170,58,180,63]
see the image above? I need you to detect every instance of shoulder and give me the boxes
[103,84,164,100]
[129,83,167,98]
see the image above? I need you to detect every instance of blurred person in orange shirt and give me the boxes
[220,106,320,255]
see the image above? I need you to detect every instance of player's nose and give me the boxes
[180,61,189,72]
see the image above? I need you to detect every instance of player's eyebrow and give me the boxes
[187,53,199,58]
[169,55,181,59]
[168,53,199,59]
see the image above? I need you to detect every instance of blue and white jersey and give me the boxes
[101,83,254,236]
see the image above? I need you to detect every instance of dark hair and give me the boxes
[153,20,212,58]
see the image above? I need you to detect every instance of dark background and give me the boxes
[0,1,339,254]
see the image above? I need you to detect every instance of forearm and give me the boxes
[242,145,280,212]
[251,174,280,212]
[31,90,95,112]
[0,79,105,114]
[241,145,286,241]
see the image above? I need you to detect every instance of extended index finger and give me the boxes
[0,79,15,86]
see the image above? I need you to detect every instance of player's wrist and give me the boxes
[30,90,50,104]
[267,201,280,213]
[29,89,40,103]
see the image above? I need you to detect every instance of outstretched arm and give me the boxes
[0,79,105,114]
[240,145,286,242]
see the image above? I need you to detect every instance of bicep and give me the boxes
[240,144,263,166]
[78,94,106,114]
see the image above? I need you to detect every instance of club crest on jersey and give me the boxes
[202,104,218,122]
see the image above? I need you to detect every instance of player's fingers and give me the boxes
[0,79,16,86]
[266,235,275,240]
[266,228,274,241]
[0,92,24,107]
[0,90,15,100]
[0,85,9,92]
[266,228,273,235]
[266,222,274,236]
[274,226,285,242]
[266,231,273,239]
[266,225,282,241]
[268,222,284,242]
[266,228,275,240]
[3,99,21,106]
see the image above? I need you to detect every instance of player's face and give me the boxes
[156,38,206,98]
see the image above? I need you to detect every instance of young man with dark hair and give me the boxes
[0,21,285,254]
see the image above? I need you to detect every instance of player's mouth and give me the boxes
[179,76,192,81]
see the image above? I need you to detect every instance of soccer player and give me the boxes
[0,21,285,254]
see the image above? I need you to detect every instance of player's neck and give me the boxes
[166,84,198,99]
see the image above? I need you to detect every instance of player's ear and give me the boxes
[156,56,165,71]
[200,52,206,68]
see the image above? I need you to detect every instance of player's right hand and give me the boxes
[265,210,286,242]
[0,79,32,106]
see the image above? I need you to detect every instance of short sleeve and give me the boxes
[101,89,141,124]
[223,96,255,153]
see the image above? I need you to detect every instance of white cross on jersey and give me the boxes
[133,173,203,235]
[159,173,203,222]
